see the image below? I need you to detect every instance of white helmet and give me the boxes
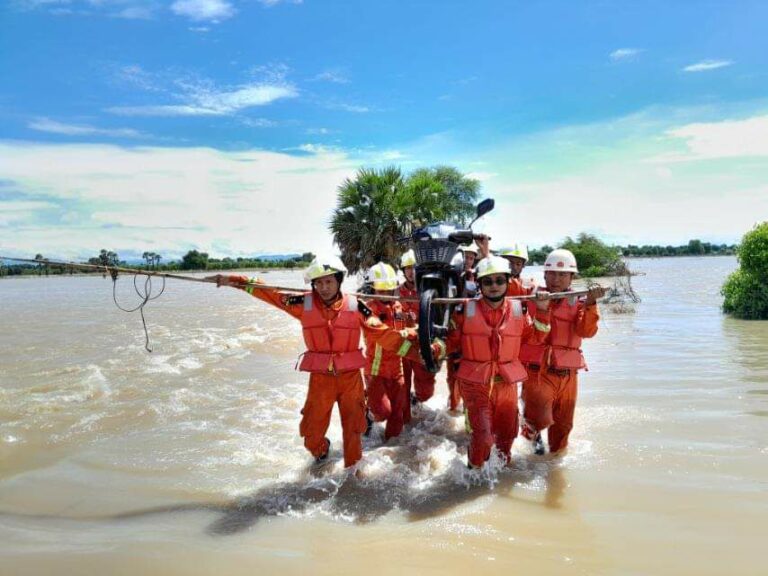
[368,261,398,290]
[475,255,512,279]
[498,243,529,263]
[544,249,578,273]
[400,249,416,268]
[303,255,347,284]
[460,243,479,255]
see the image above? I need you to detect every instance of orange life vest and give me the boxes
[364,299,408,378]
[519,297,586,370]
[298,293,366,374]
[456,299,528,385]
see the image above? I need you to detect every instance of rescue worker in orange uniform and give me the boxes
[460,243,479,296]
[519,249,606,455]
[396,250,437,416]
[476,237,535,297]
[500,243,536,297]
[208,256,397,468]
[446,256,552,468]
[363,262,410,440]
[445,243,481,412]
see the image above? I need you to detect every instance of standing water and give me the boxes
[1,256,766,575]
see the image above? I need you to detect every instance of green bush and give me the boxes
[722,222,768,319]
[721,268,768,319]
[738,222,768,279]
[560,233,625,277]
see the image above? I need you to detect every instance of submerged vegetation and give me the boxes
[722,222,768,320]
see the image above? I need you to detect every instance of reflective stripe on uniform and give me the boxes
[371,344,383,376]
[511,300,522,317]
[244,277,258,295]
[466,300,477,318]
[397,340,412,357]
[304,296,313,311]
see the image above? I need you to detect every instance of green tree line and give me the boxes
[0,251,316,276]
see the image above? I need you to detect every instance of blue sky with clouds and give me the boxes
[1,0,767,260]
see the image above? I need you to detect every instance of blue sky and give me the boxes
[1,0,767,260]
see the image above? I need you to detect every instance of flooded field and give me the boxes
[1,256,766,575]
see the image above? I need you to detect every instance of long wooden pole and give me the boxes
[1,255,601,303]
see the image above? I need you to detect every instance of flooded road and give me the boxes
[1,256,766,575]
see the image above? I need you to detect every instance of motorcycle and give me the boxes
[409,198,495,372]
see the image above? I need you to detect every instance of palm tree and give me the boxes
[153,253,162,269]
[35,253,45,276]
[330,167,405,274]
[329,166,481,275]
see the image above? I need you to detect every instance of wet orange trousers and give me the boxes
[366,375,408,440]
[460,378,519,467]
[406,357,436,402]
[446,359,462,411]
[403,357,436,422]
[522,368,578,453]
[299,371,367,467]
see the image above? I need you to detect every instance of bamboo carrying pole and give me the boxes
[0,255,601,303]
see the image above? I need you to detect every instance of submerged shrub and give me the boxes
[561,233,625,278]
[738,222,768,279]
[722,222,768,320]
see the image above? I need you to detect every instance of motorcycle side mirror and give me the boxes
[467,198,495,229]
[476,198,494,218]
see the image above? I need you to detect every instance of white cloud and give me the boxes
[115,64,163,93]
[16,1,159,19]
[108,81,298,116]
[326,101,370,114]
[682,59,733,73]
[311,69,350,84]
[465,171,497,182]
[29,118,143,138]
[482,174,768,249]
[0,141,359,259]
[258,0,303,6]
[609,48,643,61]
[243,117,278,128]
[655,115,768,161]
[115,6,154,19]
[0,201,56,226]
[390,110,768,246]
[171,0,234,22]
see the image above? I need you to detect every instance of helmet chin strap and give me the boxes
[483,293,506,303]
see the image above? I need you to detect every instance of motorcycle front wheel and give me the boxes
[418,288,444,373]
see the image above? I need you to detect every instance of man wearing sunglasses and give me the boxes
[445,255,552,469]
[476,236,536,297]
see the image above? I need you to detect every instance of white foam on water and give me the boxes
[177,357,203,370]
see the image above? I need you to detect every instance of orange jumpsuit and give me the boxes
[397,282,437,413]
[520,297,600,453]
[445,271,480,411]
[363,299,410,439]
[447,298,551,466]
[229,276,393,467]
[507,277,535,297]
